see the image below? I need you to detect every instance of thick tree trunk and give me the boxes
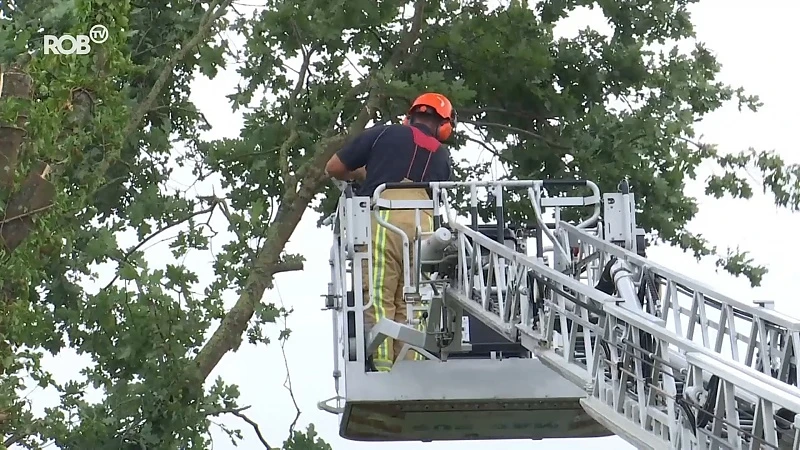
[0,67,31,191]
[0,66,56,253]
[1,162,55,250]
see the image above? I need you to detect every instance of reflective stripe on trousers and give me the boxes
[362,186,433,371]
[371,209,391,369]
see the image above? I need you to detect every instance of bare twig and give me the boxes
[229,408,272,449]
[275,284,300,435]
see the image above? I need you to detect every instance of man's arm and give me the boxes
[325,156,367,182]
[325,125,387,181]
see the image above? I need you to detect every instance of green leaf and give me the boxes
[119,264,138,280]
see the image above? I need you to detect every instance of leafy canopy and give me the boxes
[1,0,798,448]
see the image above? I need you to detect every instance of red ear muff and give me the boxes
[437,110,456,141]
[437,121,453,141]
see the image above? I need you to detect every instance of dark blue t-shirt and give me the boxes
[336,123,453,197]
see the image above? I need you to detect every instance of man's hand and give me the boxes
[350,167,367,182]
[331,178,349,192]
[325,154,366,182]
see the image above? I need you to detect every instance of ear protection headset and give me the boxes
[402,104,458,141]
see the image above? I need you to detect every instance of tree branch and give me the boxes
[278,32,315,189]
[389,0,427,69]
[208,406,272,449]
[459,106,555,121]
[121,0,233,139]
[101,202,219,291]
[0,202,53,224]
[461,118,570,150]
[273,261,304,274]
[192,0,429,380]
[1,416,36,448]
[462,134,512,165]
[231,408,272,449]
[3,432,25,447]
[306,0,428,173]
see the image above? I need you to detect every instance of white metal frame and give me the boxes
[564,221,800,388]
[319,178,800,449]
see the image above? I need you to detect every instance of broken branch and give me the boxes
[273,261,304,274]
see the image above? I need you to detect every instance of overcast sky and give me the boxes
[23,0,800,449]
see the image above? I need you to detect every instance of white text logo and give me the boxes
[44,25,108,55]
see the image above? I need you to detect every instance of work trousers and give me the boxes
[361,185,433,372]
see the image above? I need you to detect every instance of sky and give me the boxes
[20,0,800,449]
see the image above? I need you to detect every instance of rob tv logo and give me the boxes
[44,25,109,55]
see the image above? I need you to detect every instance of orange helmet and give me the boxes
[403,92,457,141]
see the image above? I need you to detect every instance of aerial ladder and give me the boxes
[317,178,800,449]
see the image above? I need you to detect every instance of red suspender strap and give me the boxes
[406,146,418,178]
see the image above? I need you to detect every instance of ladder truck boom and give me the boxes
[318,178,800,449]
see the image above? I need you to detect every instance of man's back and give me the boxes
[336,123,453,197]
[327,92,458,371]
